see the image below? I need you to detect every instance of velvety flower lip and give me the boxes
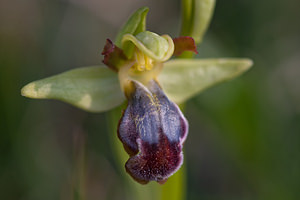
[118,79,188,184]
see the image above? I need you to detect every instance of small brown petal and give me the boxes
[173,36,198,56]
[102,39,128,71]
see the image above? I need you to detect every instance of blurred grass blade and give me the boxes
[158,58,253,103]
[21,66,125,112]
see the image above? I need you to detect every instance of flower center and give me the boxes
[132,49,154,72]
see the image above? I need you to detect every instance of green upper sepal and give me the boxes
[115,7,149,58]
[115,7,149,47]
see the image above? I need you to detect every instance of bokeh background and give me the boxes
[1,0,299,199]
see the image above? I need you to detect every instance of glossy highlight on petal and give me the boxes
[118,80,188,184]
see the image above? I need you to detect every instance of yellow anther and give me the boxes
[145,56,153,70]
[133,49,154,72]
[137,64,145,71]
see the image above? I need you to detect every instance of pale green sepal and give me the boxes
[122,32,174,62]
[21,66,125,112]
[115,7,149,58]
[158,58,253,103]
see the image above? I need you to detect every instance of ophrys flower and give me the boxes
[21,6,252,184]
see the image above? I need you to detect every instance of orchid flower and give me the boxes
[21,6,252,184]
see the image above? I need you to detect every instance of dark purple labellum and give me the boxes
[118,79,188,184]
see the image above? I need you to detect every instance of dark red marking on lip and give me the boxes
[125,135,183,184]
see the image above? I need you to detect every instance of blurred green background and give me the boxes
[1,0,299,199]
